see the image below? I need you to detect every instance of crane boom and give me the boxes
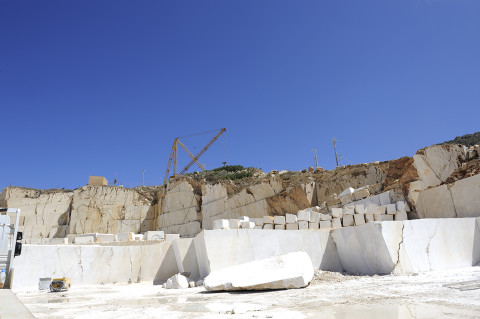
[177,139,206,171]
[163,128,226,185]
[179,128,226,175]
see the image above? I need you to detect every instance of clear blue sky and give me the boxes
[1,0,479,190]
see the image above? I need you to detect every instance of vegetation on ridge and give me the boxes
[439,132,480,147]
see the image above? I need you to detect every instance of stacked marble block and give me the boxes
[212,201,409,231]
[212,209,335,231]
[66,231,180,245]
[336,201,409,227]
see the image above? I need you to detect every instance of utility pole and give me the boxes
[142,169,145,187]
[313,148,318,170]
[332,137,339,168]
[114,172,118,186]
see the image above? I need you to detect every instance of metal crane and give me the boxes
[163,128,226,185]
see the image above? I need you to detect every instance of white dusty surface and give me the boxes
[16,267,480,319]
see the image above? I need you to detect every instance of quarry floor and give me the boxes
[16,267,480,319]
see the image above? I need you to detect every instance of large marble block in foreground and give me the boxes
[332,218,480,275]
[194,229,343,279]
[204,252,314,291]
[11,241,178,291]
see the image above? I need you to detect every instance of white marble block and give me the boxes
[254,218,264,226]
[297,210,311,221]
[275,224,285,230]
[96,234,115,243]
[353,188,370,201]
[377,206,386,214]
[342,215,354,227]
[74,235,94,244]
[332,218,342,229]
[365,214,374,223]
[319,213,332,221]
[344,207,355,215]
[263,224,274,229]
[386,204,396,215]
[339,187,355,198]
[340,193,355,205]
[320,221,332,229]
[254,225,262,229]
[115,232,134,242]
[49,238,68,245]
[239,216,250,222]
[309,222,319,230]
[145,231,165,240]
[286,223,299,230]
[133,234,144,241]
[263,216,274,224]
[165,234,180,241]
[354,214,365,226]
[331,208,343,218]
[381,215,394,221]
[274,216,286,225]
[355,204,365,214]
[298,221,309,230]
[395,211,408,221]
[373,214,382,221]
[229,219,241,229]
[396,201,408,212]
[309,211,320,223]
[240,221,255,229]
[203,252,314,291]
[286,213,297,224]
[366,204,378,214]
[213,219,229,230]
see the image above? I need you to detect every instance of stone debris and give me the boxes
[203,252,314,291]
[165,273,189,289]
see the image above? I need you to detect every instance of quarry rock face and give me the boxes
[200,176,293,230]
[156,180,201,237]
[332,218,480,275]
[0,187,73,244]
[203,251,314,291]
[2,143,479,243]
[415,174,480,218]
[68,186,154,235]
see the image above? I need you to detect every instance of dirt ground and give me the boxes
[16,267,480,319]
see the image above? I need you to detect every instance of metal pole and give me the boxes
[142,169,145,187]
[313,148,318,170]
[333,137,339,168]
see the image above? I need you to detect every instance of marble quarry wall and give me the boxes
[9,217,480,292]
[0,188,73,244]
[1,143,478,244]
[194,229,343,279]
[11,241,179,292]
[415,174,480,219]
[332,217,480,275]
